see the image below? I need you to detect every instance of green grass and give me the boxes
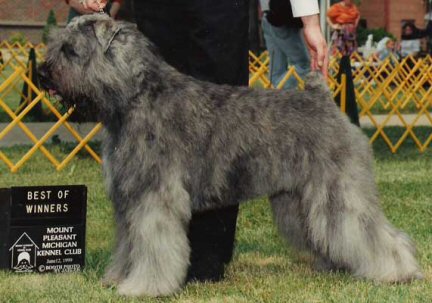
[0,129,431,302]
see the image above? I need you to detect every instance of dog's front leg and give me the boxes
[117,173,192,297]
[102,209,130,286]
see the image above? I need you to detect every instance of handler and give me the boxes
[79,0,328,283]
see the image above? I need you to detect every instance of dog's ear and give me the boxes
[92,18,121,53]
[76,15,120,53]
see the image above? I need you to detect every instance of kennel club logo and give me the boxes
[0,185,87,273]
[9,233,38,272]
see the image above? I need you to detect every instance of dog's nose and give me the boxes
[37,63,55,92]
[37,63,49,81]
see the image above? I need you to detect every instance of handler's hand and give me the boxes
[301,14,329,78]
[81,0,107,11]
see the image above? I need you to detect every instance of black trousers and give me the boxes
[134,0,249,282]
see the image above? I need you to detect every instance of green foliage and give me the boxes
[8,32,27,45]
[357,27,396,46]
[42,9,57,44]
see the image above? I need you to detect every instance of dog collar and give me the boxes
[104,27,121,53]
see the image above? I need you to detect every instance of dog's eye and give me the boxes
[61,43,78,58]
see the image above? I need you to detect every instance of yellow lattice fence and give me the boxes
[0,43,431,172]
[0,43,102,172]
[0,41,46,68]
[349,53,431,152]
[250,50,431,153]
[249,50,345,98]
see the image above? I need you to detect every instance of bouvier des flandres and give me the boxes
[38,14,422,297]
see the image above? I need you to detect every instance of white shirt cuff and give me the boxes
[290,0,320,17]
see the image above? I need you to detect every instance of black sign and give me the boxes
[0,185,86,273]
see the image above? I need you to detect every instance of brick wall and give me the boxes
[359,0,427,39]
[0,0,69,43]
[389,0,426,38]
[0,0,68,24]
[0,0,429,44]
[0,0,136,43]
[358,0,386,29]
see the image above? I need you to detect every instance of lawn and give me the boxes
[0,129,431,302]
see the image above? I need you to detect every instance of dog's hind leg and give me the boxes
[117,172,192,297]
[270,190,309,252]
[302,159,422,282]
[270,190,340,272]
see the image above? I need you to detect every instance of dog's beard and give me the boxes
[59,94,99,122]
[41,82,98,122]
[38,67,98,122]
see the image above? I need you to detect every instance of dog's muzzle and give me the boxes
[37,63,58,96]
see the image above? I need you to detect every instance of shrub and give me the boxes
[357,27,396,46]
[8,32,28,45]
[42,9,57,44]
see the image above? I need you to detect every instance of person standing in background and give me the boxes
[400,22,422,58]
[375,37,399,61]
[327,0,360,55]
[260,0,311,89]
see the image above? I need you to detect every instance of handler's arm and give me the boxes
[290,0,329,78]
[76,0,107,11]
[109,1,122,19]
[66,0,94,14]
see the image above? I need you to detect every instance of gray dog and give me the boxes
[38,14,422,297]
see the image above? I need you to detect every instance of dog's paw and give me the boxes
[101,265,126,287]
[313,255,347,273]
[101,274,120,288]
[117,277,180,297]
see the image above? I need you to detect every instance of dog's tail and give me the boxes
[303,72,331,94]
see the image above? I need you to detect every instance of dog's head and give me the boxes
[38,14,160,121]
